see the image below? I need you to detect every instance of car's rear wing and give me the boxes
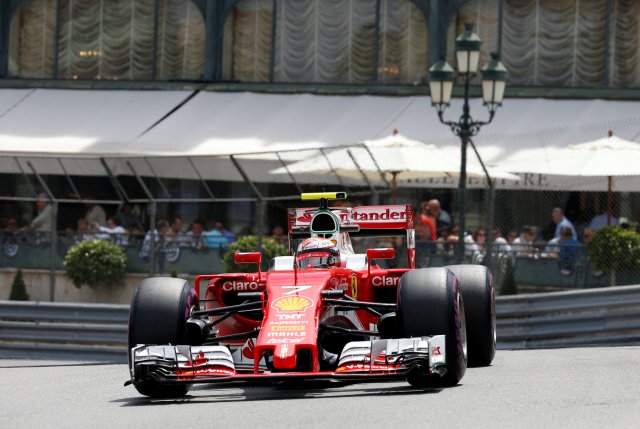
[287,196,416,268]
[288,204,414,236]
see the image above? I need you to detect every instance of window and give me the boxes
[454,0,640,88]
[226,0,428,84]
[9,0,204,80]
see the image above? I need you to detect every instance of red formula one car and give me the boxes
[126,192,496,397]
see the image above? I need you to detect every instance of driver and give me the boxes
[296,237,341,269]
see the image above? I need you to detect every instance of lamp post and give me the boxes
[429,23,508,263]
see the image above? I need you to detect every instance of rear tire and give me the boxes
[128,277,199,397]
[397,268,467,387]
[445,264,496,367]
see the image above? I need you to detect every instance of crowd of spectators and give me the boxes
[0,198,239,256]
[412,200,624,268]
[0,194,633,270]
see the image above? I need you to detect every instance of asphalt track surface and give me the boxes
[1,346,639,429]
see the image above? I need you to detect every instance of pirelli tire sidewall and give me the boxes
[445,264,496,367]
[397,267,467,387]
[128,277,199,398]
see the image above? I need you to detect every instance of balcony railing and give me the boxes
[0,233,632,289]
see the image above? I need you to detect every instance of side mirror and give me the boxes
[367,248,395,277]
[366,248,395,261]
[234,252,262,278]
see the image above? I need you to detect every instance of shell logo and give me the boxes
[271,296,313,312]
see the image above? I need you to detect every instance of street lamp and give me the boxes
[429,23,508,262]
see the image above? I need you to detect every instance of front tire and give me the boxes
[397,267,467,387]
[128,277,199,397]
[445,264,496,367]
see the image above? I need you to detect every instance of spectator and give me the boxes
[415,204,437,241]
[114,203,141,230]
[171,217,185,234]
[492,227,512,254]
[425,199,452,237]
[139,219,171,258]
[203,222,229,249]
[542,236,560,258]
[437,223,460,255]
[512,225,536,258]
[127,222,146,246]
[413,206,435,265]
[74,218,93,243]
[414,205,437,258]
[271,225,288,245]
[3,217,19,234]
[96,216,128,246]
[216,222,236,244]
[186,219,205,249]
[589,211,619,231]
[557,225,582,264]
[29,193,54,233]
[582,227,594,245]
[552,207,577,241]
[170,216,193,247]
[85,196,107,227]
[469,228,486,259]
[506,229,518,245]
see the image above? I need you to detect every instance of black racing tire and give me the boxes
[128,277,199,398]
[445,264,496,367]
[397,267,467,387]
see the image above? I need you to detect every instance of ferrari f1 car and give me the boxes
[126,192,496,397]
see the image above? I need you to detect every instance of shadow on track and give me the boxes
[114,382,448,406]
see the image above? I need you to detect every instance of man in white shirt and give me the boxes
[30,193,53,232]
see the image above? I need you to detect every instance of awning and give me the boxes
[0,89,639,191]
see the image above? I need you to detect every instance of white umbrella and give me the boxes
[272,131,518,203]
[497,133,640,223]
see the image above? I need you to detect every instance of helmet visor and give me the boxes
[297,251,337,268]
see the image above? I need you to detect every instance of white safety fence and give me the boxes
[1,285,639,362]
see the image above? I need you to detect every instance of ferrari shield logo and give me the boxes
[350,275,358,298]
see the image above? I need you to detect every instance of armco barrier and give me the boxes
[497,284,640,349]
[0,301,128,362]
[1,285,639,361]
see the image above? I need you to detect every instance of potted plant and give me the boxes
[223,235,289,273]
[64,239,127,288]
[588,226,640,286]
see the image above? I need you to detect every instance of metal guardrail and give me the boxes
[0,301,128,362]
[497,284,640,349]
[1,285,639,362]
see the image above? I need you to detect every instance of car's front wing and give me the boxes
[126,336,447,386]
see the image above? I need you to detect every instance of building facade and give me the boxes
[0,0,639,248]
[2,0,639,88]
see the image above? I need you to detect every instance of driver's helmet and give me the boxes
[296,237,340,269]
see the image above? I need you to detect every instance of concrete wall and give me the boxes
[0,269,162,304]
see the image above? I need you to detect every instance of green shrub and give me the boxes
[9,268,29,301]
[64,239,127,288]
[223,235,289,273]
[588,226,640,286]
